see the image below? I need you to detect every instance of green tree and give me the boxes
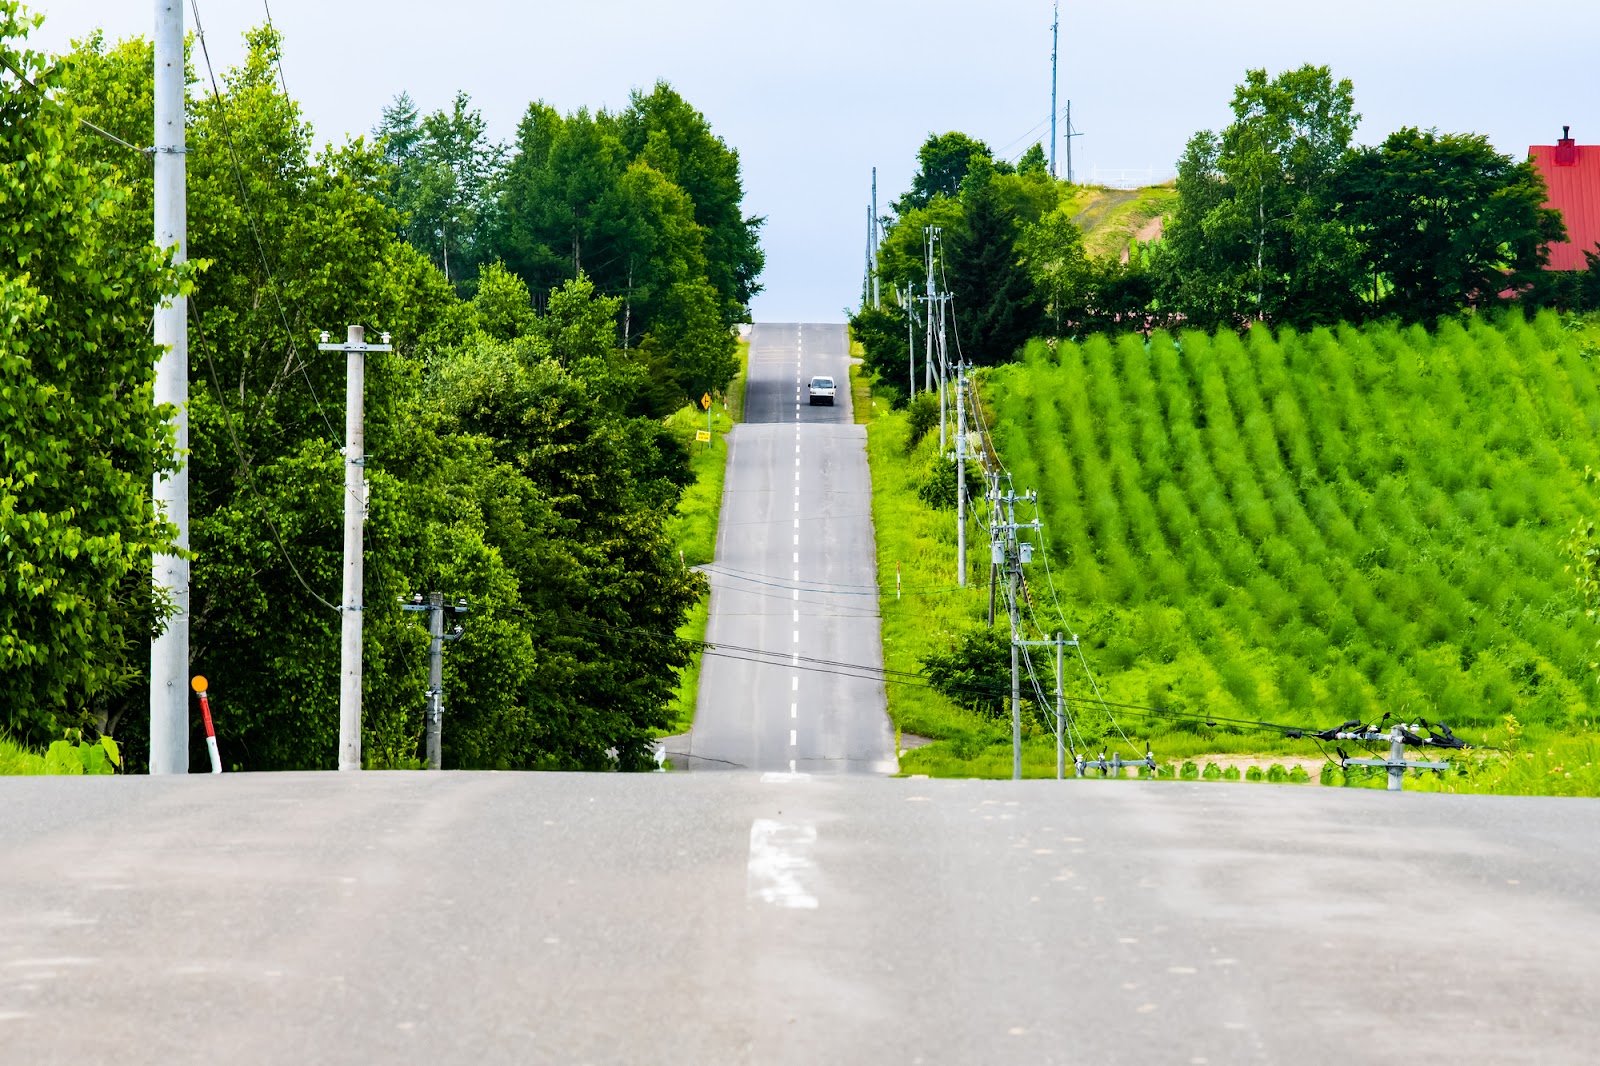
[376,91,503,290]
[1335,128,1566,321]
[616,82,765,324]
[1158,65,1363,328]
[0,4,188,745]
[893,131,996,214]
[944,160,1042,364]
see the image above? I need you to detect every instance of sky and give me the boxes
[30,0,1600,323]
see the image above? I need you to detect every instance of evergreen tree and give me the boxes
[944,161,1042,365]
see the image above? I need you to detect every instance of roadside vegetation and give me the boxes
[662,340,749,735]
[854,313,1600,793]
[1,7,762,772]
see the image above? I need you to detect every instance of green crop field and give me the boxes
[985,312,1600,752]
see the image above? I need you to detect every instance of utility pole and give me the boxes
[1010,566,1022,781]
[1050,1,1059,178]
[871,168,880,309]
[936,293,950,453]
[863,204,873,310]
[987,478,1040,780]
[318,325,392,771]
[1055,633,1065,780]
[906,282,917,400]
[401,592,470,769]
[1065,101,1082,185]
[955,363,966,587]
[149,0,189,775]
[923,226,938,394]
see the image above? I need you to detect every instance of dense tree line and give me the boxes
[1,9,760,771]
[374,82,763,408]
[854,64,1593,395]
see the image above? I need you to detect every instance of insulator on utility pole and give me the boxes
[318,325,392,771]
[149,0,189,775]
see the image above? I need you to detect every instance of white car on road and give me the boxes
[807,375,836,406]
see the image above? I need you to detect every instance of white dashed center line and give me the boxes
[790,729,797,746]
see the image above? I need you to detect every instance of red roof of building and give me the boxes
[1530,129,1600,272]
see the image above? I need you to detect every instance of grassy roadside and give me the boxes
[1,735,45,774]
[660,338,749,736]
[857,363,1078,774]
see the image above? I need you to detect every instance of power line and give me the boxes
[188,0,340,446]
[260,0,291,98]
[190,296,340,613]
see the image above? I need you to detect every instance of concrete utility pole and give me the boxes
[871,168,881,309]
[923,226,937,394]
[936,295,950,454]
[318,325,392,771]
[149,0,189,775]
[1050,0,1059,179]
[863,204,874,309]
[906,282,916,399]
[1065,101,1082,186]
[400,593,468,770]
[1055,633,1065,780]
[425,592,444,769]
[956,364,967,587]
[1009,566,1022,781]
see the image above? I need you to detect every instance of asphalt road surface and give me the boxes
[673,322,895,773]
[3,773,1597,1065]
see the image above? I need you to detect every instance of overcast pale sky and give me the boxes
[31,1,1600,322]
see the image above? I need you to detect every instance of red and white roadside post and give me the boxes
[190,675,222,774]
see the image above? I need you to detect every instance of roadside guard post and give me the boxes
[191,676,222,774]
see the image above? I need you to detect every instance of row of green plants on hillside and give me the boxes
[985,312,1600,754]
[1,7,760,772]
[855,312,1600,793]
[853,65,1600,394]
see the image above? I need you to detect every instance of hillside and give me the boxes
[1061,183,1176,260]
[983,312,1600,744]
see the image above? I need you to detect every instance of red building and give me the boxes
[1530,127,1600,271]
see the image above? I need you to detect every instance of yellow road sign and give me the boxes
[701,393,712,410]
[695,429,711,443]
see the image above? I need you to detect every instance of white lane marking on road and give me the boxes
[793,552,799,563]
[790,729,797,745]
[791,702,797,718]
[793,534,799,545]
[790,759,796,772]
[792,676,798,690]
[793,609,799,622]
[794,501,799,512]
[792,588,799,599]
[748,820,817,909]
[792,630,799,642]
[761,770,808,783]
[795,486,799,495]
[793,570,798,580]
[794,518,799,528]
